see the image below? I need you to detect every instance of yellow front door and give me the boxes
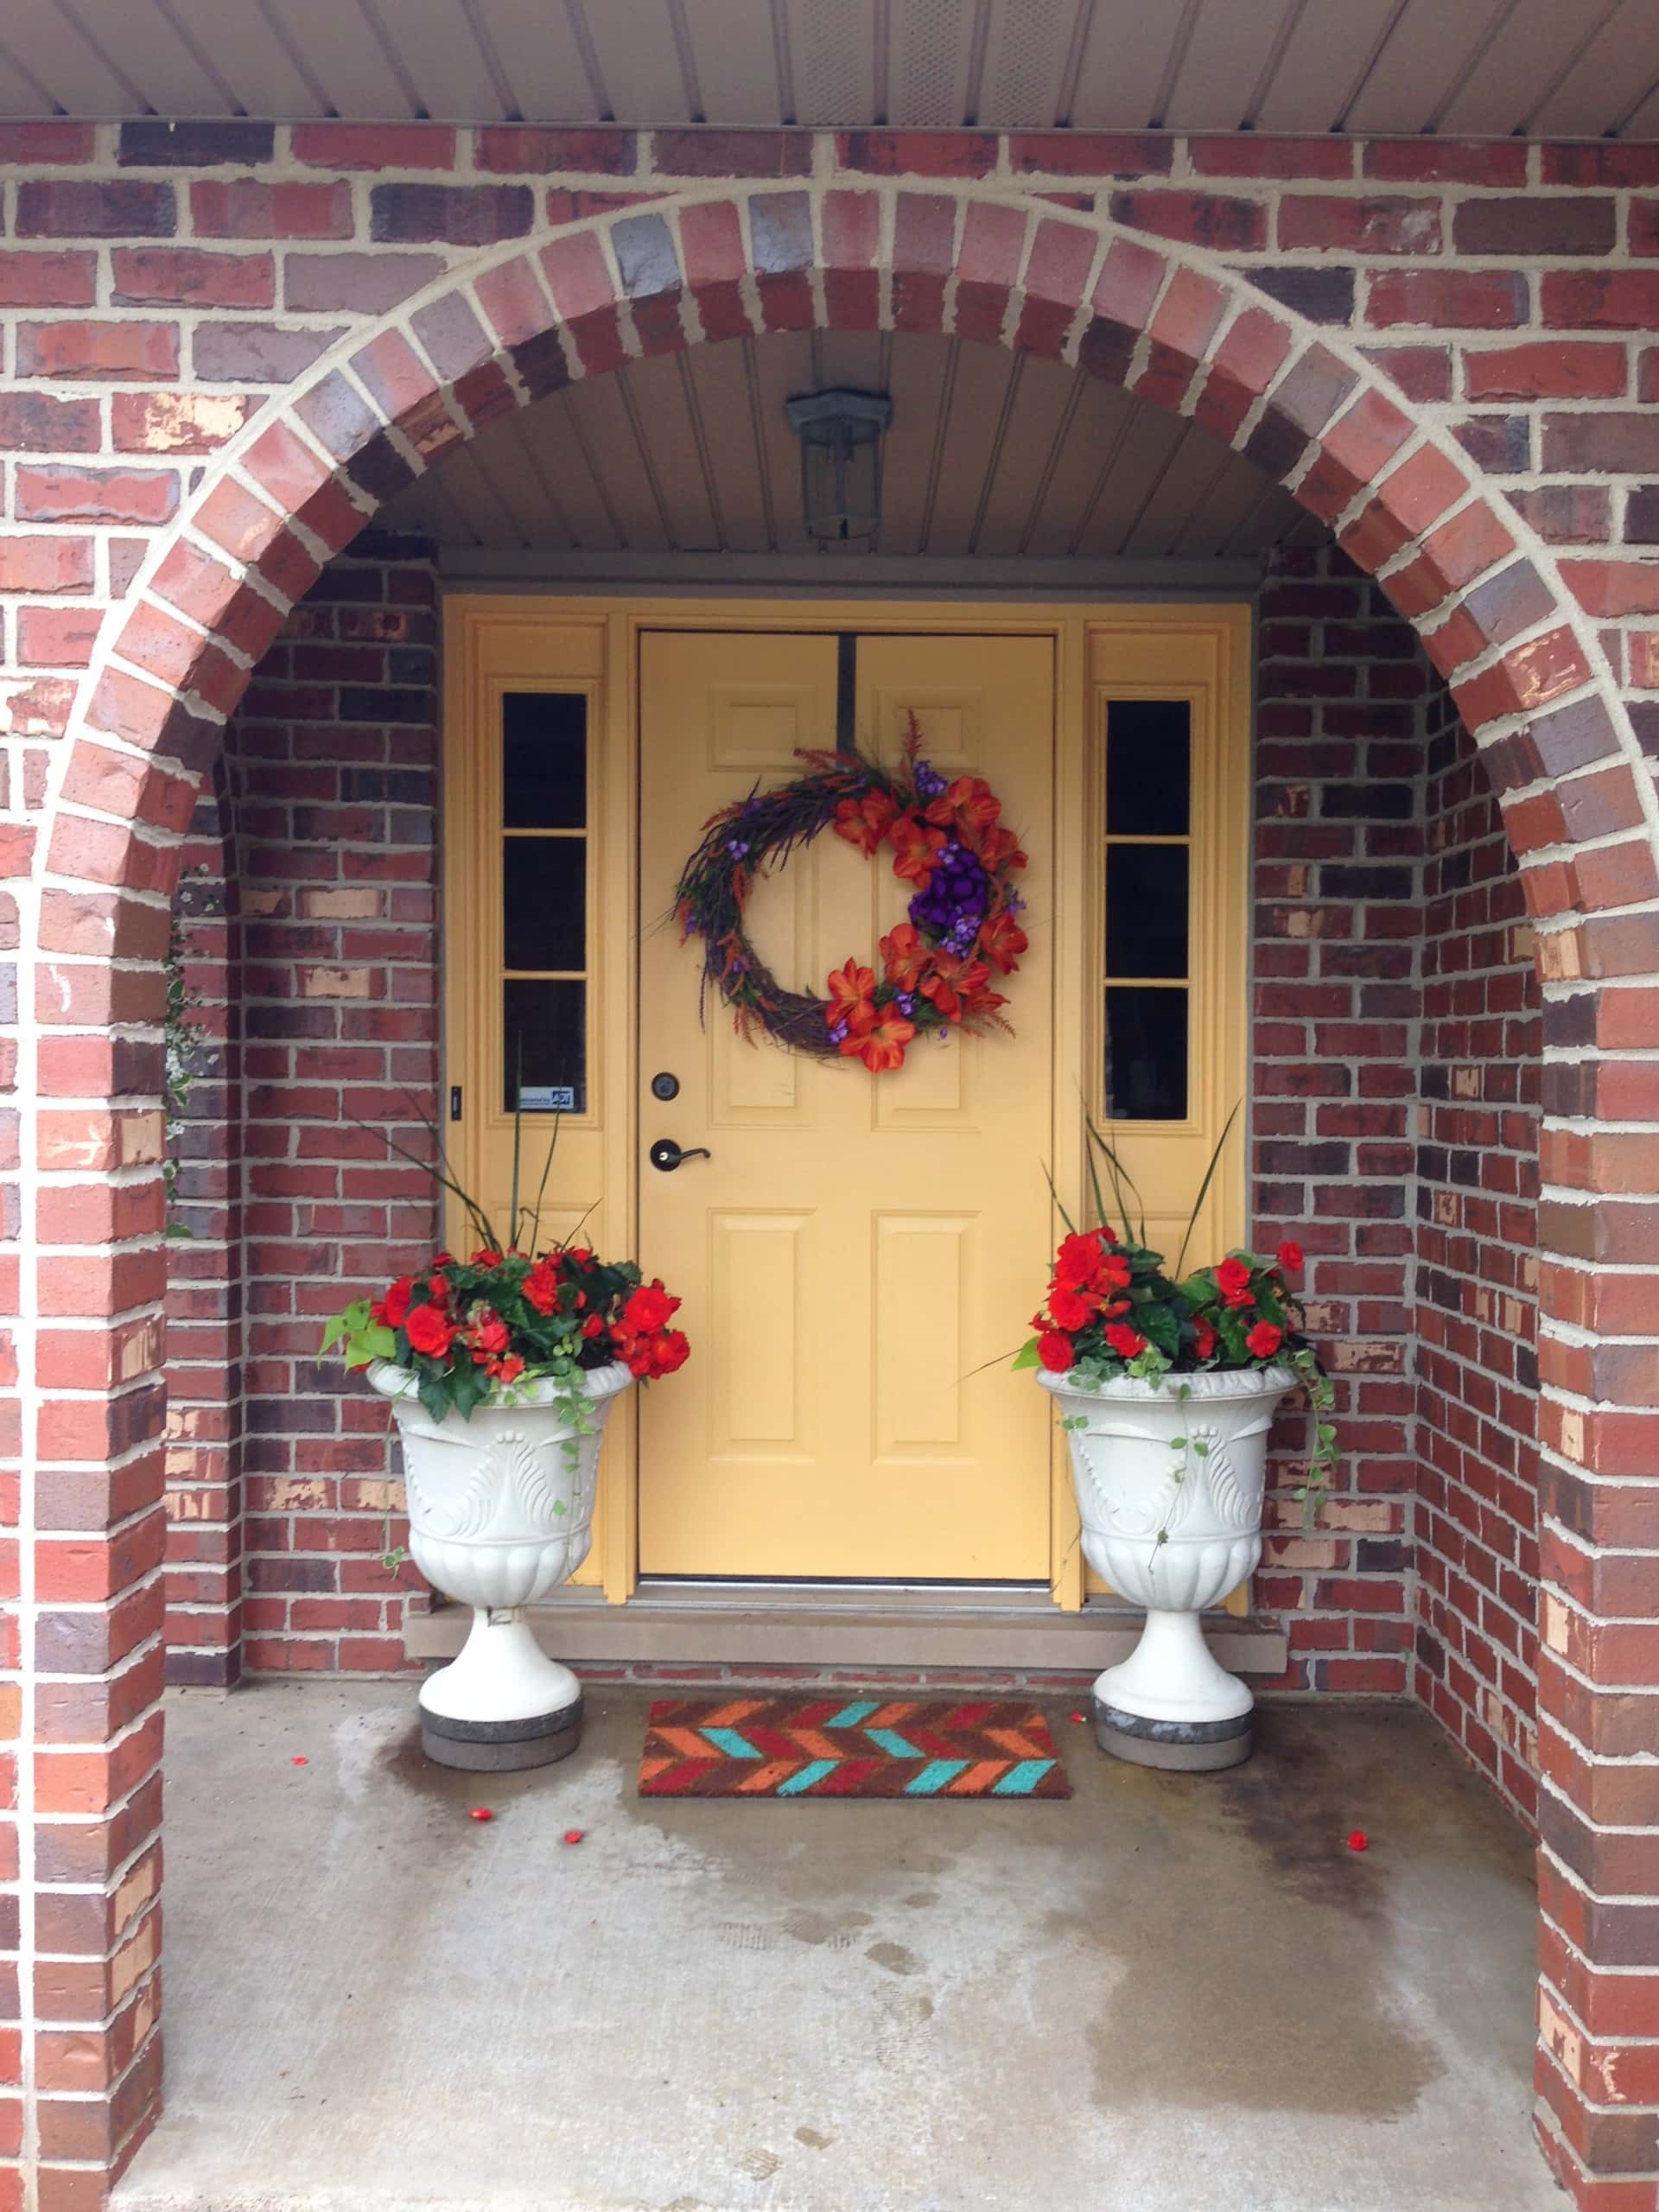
[636,629,1056,1580]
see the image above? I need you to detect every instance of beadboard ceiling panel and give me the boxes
[1,0,1655,134]
[377,328,1320,566]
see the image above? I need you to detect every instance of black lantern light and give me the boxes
[784,388,893,543]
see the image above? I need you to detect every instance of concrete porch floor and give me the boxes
[116,1683,1560,2212]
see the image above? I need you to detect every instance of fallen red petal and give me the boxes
[469,1807,494,1822]
[1069,1711,1086,1725]
[563,1829,585,1845]
[1346,1829,1370,1852]
[290,1756,308,1767]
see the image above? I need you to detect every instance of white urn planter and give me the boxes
[1039,1363,1294,1770]
[369,1359,632,1771]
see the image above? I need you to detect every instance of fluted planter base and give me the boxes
[419,1605,584,1771]
[1093,1606,1256,1770]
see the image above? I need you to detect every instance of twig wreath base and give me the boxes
[673,714,1030,1076]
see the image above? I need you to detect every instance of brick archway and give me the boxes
[24,182,1656,2207]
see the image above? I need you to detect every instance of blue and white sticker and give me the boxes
[518,1084,575,1112]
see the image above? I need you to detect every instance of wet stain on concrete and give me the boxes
[1215,1723,1389,1918]
[785,1907,873,1948]
[794,2127,834,2151]
[1073,1711,1445,2120]
[371,1726,549,1829]
[866,1941,924,1976]
[903,1890,940,1909]
[375,1727,462,1801]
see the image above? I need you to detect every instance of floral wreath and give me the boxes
[673,714,1029,1075]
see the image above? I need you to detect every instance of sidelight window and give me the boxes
[500,690,588,1114]
[1102,699,1192,1122]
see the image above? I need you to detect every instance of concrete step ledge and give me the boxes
[404,1592,1287,1679]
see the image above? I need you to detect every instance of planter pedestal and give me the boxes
[417,1607,584,1772]
[1040,1363,1294,1772]
[368,1360,632,1773]
[1093,1605,1256,1770]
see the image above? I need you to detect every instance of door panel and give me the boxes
[637,630,1055,1580]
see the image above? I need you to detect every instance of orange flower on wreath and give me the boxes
[976,905,1029,976]
[888,814,947,884]
[825,958,877,1036]
[918,968,963,1023]
[840,1004,916,1073]
[833,789,899,857]
[944,957,1007,1020]
[970,821,1028,872]
[925,775,1001,836]
[879,921,931,992]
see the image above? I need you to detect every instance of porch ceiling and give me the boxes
[377,327,1323,568]
[3,0,1656,139]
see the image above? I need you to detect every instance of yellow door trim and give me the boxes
[443,595,1252,1611]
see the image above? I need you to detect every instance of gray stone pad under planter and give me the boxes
[1093,1694,1252,1771]
[420,1695,584,1771]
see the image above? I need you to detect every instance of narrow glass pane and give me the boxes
[1105,987,1188,1122]
[1105,846,1189,979]
[503,691,588,830]
[503,980,586,1114]
[1106,701,1190,836]
[504,840,585,972]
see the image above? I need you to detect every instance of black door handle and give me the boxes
[650,1139,712,1173]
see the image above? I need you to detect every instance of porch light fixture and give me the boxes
[785,388,893,543]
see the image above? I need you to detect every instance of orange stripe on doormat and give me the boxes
[702,1699,766,1729]
[865,1700,919,1730]
[785,1729,841,1761]
[946,1760,1008,1795]
[655,1726,714,1759]
[735,1759,799,1794]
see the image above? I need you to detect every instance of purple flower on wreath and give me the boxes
[897,993,916,1016]
[913,760,947,798]
[727,839,749,858]
[829,1020,849,1044]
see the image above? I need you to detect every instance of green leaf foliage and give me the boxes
[320,1105,691,1427]
[1026,1120,1342,1518]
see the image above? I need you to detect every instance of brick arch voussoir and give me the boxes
[49,181,1646,967]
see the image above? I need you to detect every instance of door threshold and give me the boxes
[404,1588,1287,1679]
[636,1578,1055,1611]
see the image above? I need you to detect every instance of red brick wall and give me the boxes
[1250,544,1544,1803]
[1415,684,1543,1825]
[1250,543,1424,1694]
[163,759,245,1683]
[170,537,438,1677]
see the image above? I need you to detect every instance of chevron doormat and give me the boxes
[638,1696,1072,1799]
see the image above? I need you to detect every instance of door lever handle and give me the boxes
[649,1139,711,1173]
